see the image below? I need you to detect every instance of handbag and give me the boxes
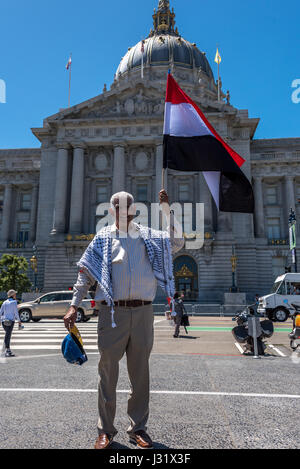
[3,319,13,327]
[181,314,190,327]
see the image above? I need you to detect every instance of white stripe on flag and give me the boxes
[164,102,213,137]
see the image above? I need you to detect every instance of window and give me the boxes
[39,293,57,303]
[265,186,277,205]
[136,184,148,202]
[286,282,300,295]
[96,186,108,204]
[20,193,31,210]
[18,222,29,243]
[267,218,280,239]
[178,183,189,202]
[270,281,285,294]
[55,293,73,301]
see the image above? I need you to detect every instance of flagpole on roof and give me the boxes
[66,53,72,108]
[141,39,145,79]
[215,47,221,101]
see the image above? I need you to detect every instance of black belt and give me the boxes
[101,300,152,308]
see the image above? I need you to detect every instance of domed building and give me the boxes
[0,0,300,305]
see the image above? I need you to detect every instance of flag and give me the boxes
[163,74,254,213]
[215,48,221,65]
[66,55,72,70]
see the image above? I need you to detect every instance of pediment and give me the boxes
[45,85,165,123]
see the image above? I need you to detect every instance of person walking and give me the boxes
[172,292,187,338]
[64,190,184,449]
[0,290,21,357]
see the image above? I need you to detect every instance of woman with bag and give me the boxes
[171,292,188,338]
[0,289,21,357]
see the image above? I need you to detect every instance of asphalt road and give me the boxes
[0,316,299,449]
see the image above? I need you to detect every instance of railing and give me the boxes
[153,303,254,317]
[7,240,27,249]
[267,238,288,246]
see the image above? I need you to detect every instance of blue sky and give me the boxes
[0,0,299,149]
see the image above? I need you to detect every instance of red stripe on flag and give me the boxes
[165,74,245,168]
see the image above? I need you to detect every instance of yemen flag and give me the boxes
[163,74,254,213]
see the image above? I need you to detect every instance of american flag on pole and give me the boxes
[66,55,72,70]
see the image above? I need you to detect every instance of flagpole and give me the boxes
[217,60,220,101]
[68,53,72,108]
[141,39,144,79]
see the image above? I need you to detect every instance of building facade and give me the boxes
[0,0,300,302]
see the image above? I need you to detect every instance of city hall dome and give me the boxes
[115,0,214,80]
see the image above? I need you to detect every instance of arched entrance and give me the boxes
[174,255,198,301]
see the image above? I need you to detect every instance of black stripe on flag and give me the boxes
[164,134,254,213]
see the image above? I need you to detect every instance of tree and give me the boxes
[0,254,31,295]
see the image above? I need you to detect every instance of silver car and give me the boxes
[18,291,95,323]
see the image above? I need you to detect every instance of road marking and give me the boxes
[234,343,244,354]
[0,388,300,399]
[3,345,99,350]
[268,344,286,357]
[6,338,98,343]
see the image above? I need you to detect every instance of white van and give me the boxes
[257,273,300,322]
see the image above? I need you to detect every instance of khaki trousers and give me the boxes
[97,303,154,436]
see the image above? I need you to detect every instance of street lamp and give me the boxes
[230,245,238,293]
[30,255,38,292]
[288,208,297,272]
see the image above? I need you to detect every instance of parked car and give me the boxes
[257,273,300,322]
[18,291,95,323]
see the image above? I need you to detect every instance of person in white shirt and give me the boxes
[0,289,21,357]
[64,189,184,449]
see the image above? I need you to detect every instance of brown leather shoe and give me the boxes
[94,433,113,449]
[129,430,153,449]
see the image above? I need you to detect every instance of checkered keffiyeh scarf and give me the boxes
[77,225,175,328]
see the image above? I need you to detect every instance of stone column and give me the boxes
[51,145,70,235]
[69,145,85,234]
[199,172,213,230]
[285,175,295,213]
[112,144,125,194]
[253,176,265,237]
[0,183,12,244]
[29,183,39,242]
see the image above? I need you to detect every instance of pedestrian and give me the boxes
[0,289,21,358]
[64,190,184,449]
[172,292,187,338]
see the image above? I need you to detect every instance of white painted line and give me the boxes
[154,319,167,324]
[9,338,98,343]
[5,345,99,350]
[0,334,98,338]
[0,388,300,399]
[3,353,62,360]
[268,344,286,357]
[234,343,244,354]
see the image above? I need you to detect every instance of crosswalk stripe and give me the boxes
[6,345,99,350]
[0,319,166,353]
